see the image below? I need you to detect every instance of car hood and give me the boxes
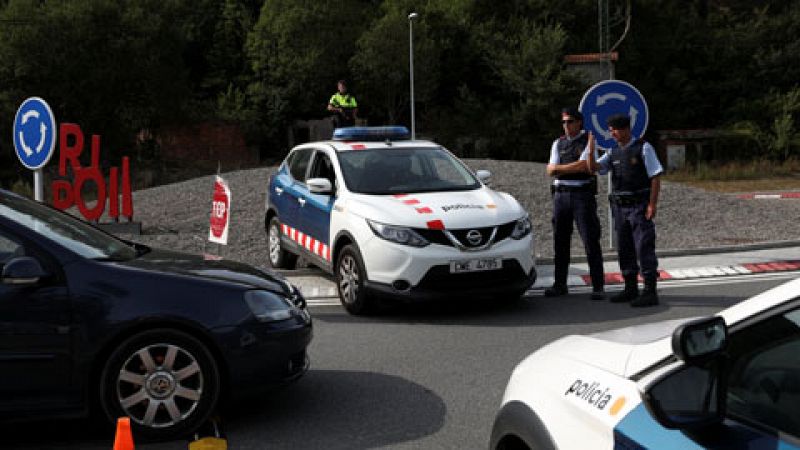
[345,188,524,228]
[532,318,695,378]
[117,248,291,295]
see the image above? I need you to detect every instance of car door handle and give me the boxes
[298,198,306,206]
[274,186,284,195]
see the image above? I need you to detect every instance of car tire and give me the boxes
[267,216,297,269]
[99,329,221,441]
[336,244,372,315]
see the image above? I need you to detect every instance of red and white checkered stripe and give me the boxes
[281,223,331,261]
[737,192,800,199]
[549,260,800,288]
[393,194,446,230]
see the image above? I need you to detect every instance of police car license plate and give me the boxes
[450,258,502,273]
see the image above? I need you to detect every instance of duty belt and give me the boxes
[553,184,591,193]
[609,190,650,206]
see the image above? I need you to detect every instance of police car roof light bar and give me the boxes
[333,126,411,141]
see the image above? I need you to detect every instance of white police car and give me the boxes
[491,277,800,449]
[265,126,536,314]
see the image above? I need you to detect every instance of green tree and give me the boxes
[349,0,442,125]
[245,0,376,153]
[0,0,192,164]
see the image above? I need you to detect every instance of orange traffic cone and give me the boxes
[113,417,135,450]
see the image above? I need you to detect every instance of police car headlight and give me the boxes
[244,290,296,322]
[367,219,429,247]
[511,215,532,239]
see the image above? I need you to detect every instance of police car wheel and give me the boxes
[336,244,372,315]
[267,216,297,269]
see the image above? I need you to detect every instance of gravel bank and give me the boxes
[115,159,800,270]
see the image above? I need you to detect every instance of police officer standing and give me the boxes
[544,107,605,300]
[587,114,663,307]
[328,79,358,127]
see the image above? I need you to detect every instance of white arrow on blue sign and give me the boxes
[13,97,57,170]
[579,80,649,150]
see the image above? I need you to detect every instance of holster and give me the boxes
[588,176,598,195]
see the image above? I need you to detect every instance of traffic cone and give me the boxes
[113,417,135,450]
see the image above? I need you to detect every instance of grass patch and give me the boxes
[664,159,800,193]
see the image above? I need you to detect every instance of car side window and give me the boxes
[308,151,336,188]
[726,305,800,438]
[0,231,25,269]
[288,148,314,182]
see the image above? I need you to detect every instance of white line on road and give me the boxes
[304,271,800,307]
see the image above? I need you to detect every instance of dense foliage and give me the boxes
[1,0,799,187]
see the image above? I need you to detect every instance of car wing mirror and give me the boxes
[2,256,48,285]
[476,170,492,185]
[672,316,728,365]
[643,317,728,431]
[307,177,333,195]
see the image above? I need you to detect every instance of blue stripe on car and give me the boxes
[613,404,800,449]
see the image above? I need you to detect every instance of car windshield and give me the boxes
[0,191,138,261]
[337,147,480,194]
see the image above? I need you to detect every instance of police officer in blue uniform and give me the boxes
[588,114,663,307]
[544,107,605,300]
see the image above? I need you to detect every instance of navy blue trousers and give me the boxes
[552,190,605,289]
[612,201,658,280]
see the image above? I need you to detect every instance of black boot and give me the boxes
[610,275,638,303]
[544,284,568,297]
[631,278,659,307]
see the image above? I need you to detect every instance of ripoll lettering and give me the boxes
[565,378,613,410]
[51,123,133,222]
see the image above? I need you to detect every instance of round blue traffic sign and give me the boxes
[579,80,648,150]
[13,97,57,170]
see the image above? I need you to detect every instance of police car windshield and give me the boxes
[338,147,480,195]
[0,191,137,261]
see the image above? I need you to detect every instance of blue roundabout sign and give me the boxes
[579,80,649,150]
[13,97,57,170]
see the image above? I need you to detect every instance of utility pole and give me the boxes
[598,0,631,248]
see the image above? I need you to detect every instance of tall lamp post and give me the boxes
[408,12,418,139]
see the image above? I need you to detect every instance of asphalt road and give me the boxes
[3,273,797,450]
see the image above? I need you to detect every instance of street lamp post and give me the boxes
[408,12,418,139]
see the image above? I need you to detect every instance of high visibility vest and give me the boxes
[329,93,357,109]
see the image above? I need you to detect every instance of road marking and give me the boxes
[303,271,800,307]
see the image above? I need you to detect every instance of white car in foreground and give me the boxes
[266,126,536,314]
[491,277,800,449]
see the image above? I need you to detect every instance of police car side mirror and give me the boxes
[2,256,48,285]
[642,317,728,431]
[307,178,333,195]
[476,170,492,185]
[672,316,728,366]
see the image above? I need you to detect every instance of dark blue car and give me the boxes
[0,189,312,440]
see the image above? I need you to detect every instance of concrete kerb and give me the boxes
[278,240,800,300]
[535,239,800,265]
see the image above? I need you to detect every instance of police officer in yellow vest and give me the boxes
[328,79,358,127]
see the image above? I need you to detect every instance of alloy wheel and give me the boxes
[115,343,204,429]
[338,254,360,305]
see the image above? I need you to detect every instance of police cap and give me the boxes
[561,107,583,121]
[606,114,631,129]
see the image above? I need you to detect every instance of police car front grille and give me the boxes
[448,226,495,248]
[413,220,517,248]
[414,228,452,246]
[416,259,527,291]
